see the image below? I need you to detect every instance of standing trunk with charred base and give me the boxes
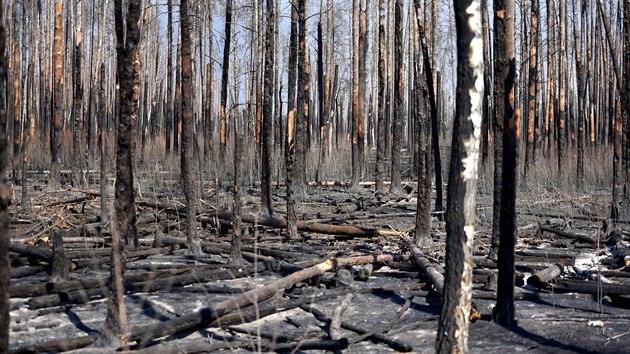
[524,0,539,180]
[390,0,404,195]
[489,0,507,261]
[72,0,85,188]
[436,0,484,351]
[413,1,432,248]
[50,0,64,188]
[557,0,567,172]
[99,64,108,227]
[375,0,386,193]
[232,115,243,265]
[481,0,491,166]
[0,6,10,351]
[493,0,518,328]
[180,0,202,255]
[219,0,232,161]
[97,0,142,347]
[260,0,274,217]
[572,0,586,187]
[295,0,310,189]
[351,0,359,188]
[623,0,630,195]
[358,2,367,185]
[286,4,299,238]
[165,0,173,156]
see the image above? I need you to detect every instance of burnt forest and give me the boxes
[1,0,630,353]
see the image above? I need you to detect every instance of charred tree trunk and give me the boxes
[0,5,10,351]
[524,0,539,179]
[413,0,432,248]
[165,0,173,156]
[375,0,386,193]
[50,0,64,188]
[99,64,108,227]
[436,0,483,351]
[173,33,181,155]
[557,0,567,172]
[232,112,243,265]
[286,3,298,238]
[489,0,507,261]
[493,0,518,328]
[180,0,202,255]
[295,0,309,188]
[260,0,274,216]
[481,0,491,166]
[351,0,359,188]
[390,0,403,195]
[219,0,232,161]
[97,0,143,346]
[72,0,85,187]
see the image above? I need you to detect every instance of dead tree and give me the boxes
[260,0,274,217]
[72,0,85,187]
[0,4,10,351]
[436,0,484,351]
[295,0,309,188]
[180,0,202,255]
[351,0,359,188]
[413,0,432,248]
[390,0,403,195]
[557,0,567,172]
[286,2,299,238]
[50,0,63,187]
[375,0,386,193]
[481,0,491,165]
[232,110,243,265]
[165,0,173,156]
[623,0,630,194]
[524,0,539,179]
[98,0,142,346]
[489,0,507,261]
[99,64,108,226]
[493,0,518,328]
[219,0,232,161]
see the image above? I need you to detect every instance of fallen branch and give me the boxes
[539,225,598,244]
[128,254,405,347]
[330,294,354,340]
[403,236,444,294]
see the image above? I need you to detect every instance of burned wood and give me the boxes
[330,293,353,340]
[50,231,68,281]
[10,335,97,354]
[552,279,630,296]
[404,236,444,294]
[540,225,598,244]
[527,263,564,288]
[127,254,404,347]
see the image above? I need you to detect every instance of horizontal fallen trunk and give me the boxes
[404,236,444,294]
[552,279,630,296]
[128,254,405,347]
[539,225,598,244]
[527,263,564,288]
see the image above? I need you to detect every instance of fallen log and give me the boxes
[539,225,598,245]
[403,236,444,294]
[552,279,630,296]
[128,254,406,347]
[527,264,564,288]
[10,335,97,354]
[330,294,354,340]
[301,300,413,352]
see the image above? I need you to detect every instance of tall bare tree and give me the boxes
[286,2,299,238]
[260,0,274,216]
[0,3,10,351]
[295,0,310,188]
[165,0,173,156]
[50,0,64,187]
[524,0,539,178]
[180,0,202,255]
[375,0,386,193]
[72,0,85,187]
[98,0,143,346]
[436,0,484,351]
[390,0,403,195]
[493,0,518,328]
[219,0,233,161]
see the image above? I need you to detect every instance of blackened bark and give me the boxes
[50,230,68,282]
[72,0,84,187]
[260,0,274,216]
[286,3,299,238]
[232,115,243,265]
[390,0,403,195]
[165,0,173,156]
[358,2,367,184]
[525,0,539,180]
[99,64,108,226]
[493,0,518,328]
[219,0,232,161]
[180,0,202,255]
[173,33,181,155]
[436,0,483,351]
[97,0,142,346]
[481,0,491,166]
[489,0,507,261]
[375,0,386,193]
[0,7,10,350]
[295,0,309,188]
[50,1,63,188]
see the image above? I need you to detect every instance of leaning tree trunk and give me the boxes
[260,0,274,217]
[219,0,232,161]
[50,0,64,188]
[180,0,202,255]
[97,0,142,347]
[493,0,518,328]
[436,0,484,352]
[390,0,404,195]
[0,5,10,351]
